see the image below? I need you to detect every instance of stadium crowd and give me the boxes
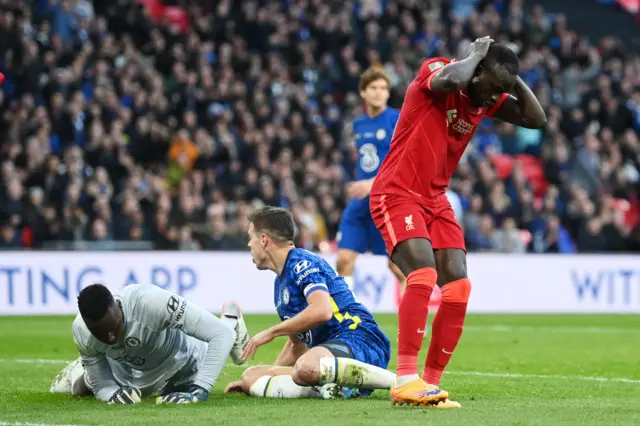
[0,0,639,253]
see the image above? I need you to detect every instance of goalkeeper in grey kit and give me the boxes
[50,283,250,404]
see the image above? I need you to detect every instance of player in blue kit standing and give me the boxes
[337,67,406,290]
[224,206,396,400]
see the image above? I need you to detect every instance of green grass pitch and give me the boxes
[1,314,639,426]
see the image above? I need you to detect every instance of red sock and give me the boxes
[397,267,437,377]
[423,278,471,385]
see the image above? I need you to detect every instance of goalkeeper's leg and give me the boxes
[50,358,92,397]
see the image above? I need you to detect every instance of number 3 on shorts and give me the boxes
[330,297,361,330]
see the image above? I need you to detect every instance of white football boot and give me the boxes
[221,300,250,365]
[319,383,360,400]
[50,358,84,393]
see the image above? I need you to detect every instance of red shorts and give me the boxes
[370,194,466,255]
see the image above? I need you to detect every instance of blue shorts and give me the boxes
[319,326,391,396]
[337,200,387,256]
[321,325,391,370]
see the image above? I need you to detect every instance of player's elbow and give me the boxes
[522,114,547,129]
[315,305,334,324]
[532,114,547,129]
[320,310,333,324]
[523,106,547,129]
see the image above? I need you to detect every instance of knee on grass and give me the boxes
[71,375,91,397]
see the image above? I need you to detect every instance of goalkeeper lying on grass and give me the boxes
[50,283,249,404]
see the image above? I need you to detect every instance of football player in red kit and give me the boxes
[370,37,547,407]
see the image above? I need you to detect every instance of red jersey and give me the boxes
[371,57,509,203]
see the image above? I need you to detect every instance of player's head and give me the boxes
[247,206,296,270]
[468,44,519,108]
[77,284,124,345]
[359,67,390,111]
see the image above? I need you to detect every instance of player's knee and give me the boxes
[336,250,356,275]
[438,263,467,285]
[291,360,319,386]
[71,376,91,397]
[435,249,468,284]
[441,278,472,304]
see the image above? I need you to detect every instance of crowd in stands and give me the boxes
[0,0,639,253]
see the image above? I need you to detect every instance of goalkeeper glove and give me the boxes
[155,385,209,404]
[108,387,142,405]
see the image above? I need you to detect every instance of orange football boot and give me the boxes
[390,378,449,406]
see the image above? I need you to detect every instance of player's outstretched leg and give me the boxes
[389,238,449,406]
[292,346,395,392]
[420,249,469,409]
[221,301,251,365]
[226,365,321,398]
[225,365,354,399]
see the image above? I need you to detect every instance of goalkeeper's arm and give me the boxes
[137,284,236,393]
[80,353,121,402]
[73,322,122,403]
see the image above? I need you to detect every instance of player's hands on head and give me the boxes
[468,36,494,58]
[241,329,276,361]
[224,381,245,393]
[107,386,142,405]
[155,385,209,404]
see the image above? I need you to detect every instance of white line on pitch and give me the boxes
[464,325,638,334]
[1,359,638,385]
[0,359,68,364]
[0,359,245,367]
[0,422,89,426]
[380,325,638,334]
[446,370,640,384]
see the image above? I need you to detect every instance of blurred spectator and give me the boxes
[0,221,21,250]
[0,0,638,254]
[468,215,496,252]
[492,217,525,253]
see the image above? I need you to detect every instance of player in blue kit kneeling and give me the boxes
[224,206,395,399]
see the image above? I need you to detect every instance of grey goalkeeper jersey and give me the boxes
[72,284,236,402]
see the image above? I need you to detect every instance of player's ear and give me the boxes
[260,233,269,248]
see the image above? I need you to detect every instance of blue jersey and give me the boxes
[274,248,383,348]
[350,107,399,212]
[353,107,399,182]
